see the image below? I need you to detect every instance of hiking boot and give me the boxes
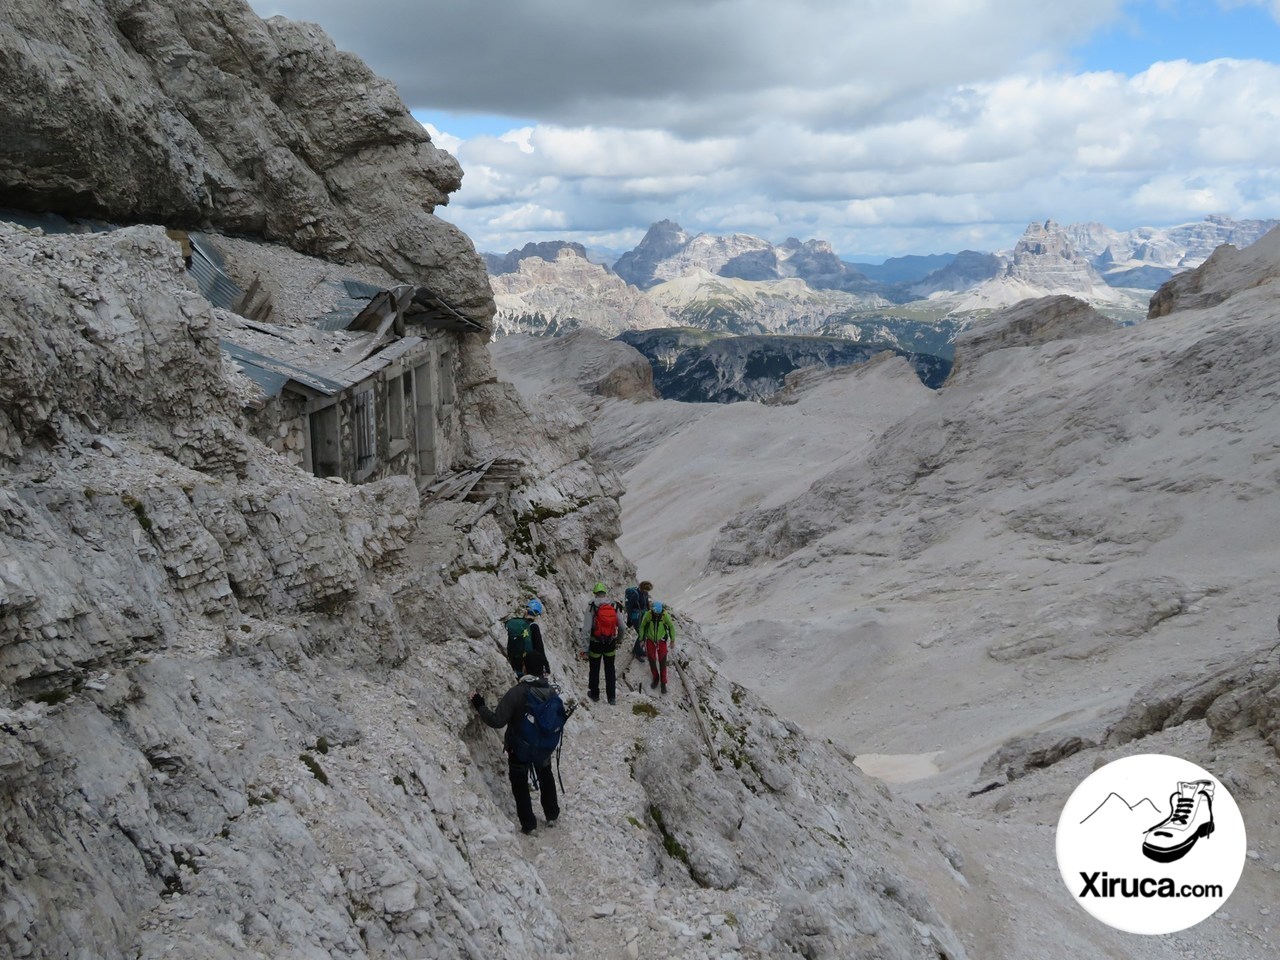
[1142,780,1215,863]
[650,677,659,689]
[661,682,667,694]
[522,824,537,835]
[588,692,599,702]
[608,697,616,705]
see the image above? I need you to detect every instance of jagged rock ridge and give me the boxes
[488,247,670,337]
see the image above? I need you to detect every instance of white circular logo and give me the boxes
[1056,754,1246,934]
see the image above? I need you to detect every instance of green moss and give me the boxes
[299,753,329,785]
[120,494,153,532]
[315,736,330,755]
[632,702,659,718]
[626,815,642,829]
[393,775,407,794]
[648,804,705,886]
[724,911,739,928]
[813,826,849,851]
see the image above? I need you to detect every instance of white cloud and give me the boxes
[248,2,1280,255]
[420,122,461,155]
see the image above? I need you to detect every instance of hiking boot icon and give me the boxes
[1142,780,1215,863]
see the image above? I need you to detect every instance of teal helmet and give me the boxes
[653,602,663,614]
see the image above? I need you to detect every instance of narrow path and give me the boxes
[521,654,751,959]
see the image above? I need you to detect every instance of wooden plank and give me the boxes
[675,658,722,770]
[234,276,262,315]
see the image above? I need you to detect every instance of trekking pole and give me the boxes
[674,655,721,771]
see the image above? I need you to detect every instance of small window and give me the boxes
[353,387,376,474]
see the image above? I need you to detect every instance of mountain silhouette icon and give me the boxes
[1080,792,1162,825]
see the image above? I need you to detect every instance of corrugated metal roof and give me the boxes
[314,309,361,332]
[188,234,244,311]
[314,279,387,331]
[220,340,348,397]
[344,279,383,300]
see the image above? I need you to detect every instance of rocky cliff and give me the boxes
[0,0,491,324]
[489,248,671,337]
[947,294,1117,381]
[1066,214,1280,288]
[939,220,1140,316]
[484,241,594,276]
[613,221,878,295]
[0,3,973,959]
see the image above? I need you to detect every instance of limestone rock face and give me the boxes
[490,248,671,337]
[489,329,659,402]
[944,220,1137,314]
[1066,215,1280,288]
[0,0,492,323]
[0,223,242,464]
[612,221,877,296]
[646,269,888,335]
[485,241,592,276]
[908,250,1002,298]
[1148,224,1280,318]
[947,294,1117,381]
[611,219,694,289]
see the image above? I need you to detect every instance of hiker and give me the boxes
[638,601,676,693]
[504,598,546,678]
[580,582,622,704]
[625,580,652,660]
[469,649,563,835]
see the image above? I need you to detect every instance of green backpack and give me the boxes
[505,616,531,669]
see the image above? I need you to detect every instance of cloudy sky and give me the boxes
[248,0,1280,261]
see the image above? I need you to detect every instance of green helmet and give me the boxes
[593,582,607,595]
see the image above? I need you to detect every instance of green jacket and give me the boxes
[638,610,675,643]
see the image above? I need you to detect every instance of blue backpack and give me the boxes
[513,684,569,766]
[624,586,643,627]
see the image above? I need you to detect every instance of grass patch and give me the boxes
[120,494,153,532]
[632,701,659,718]
[648,804,706,886]
[299,753,329,785]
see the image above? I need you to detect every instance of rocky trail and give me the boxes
[483,651,758,960]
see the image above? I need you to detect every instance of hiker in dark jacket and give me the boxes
[525,598,547,665]
[470,649,560,834]
[626,580,652,660]
[638,601,676,693]
[580,582,622,704]
[504,598,547,678]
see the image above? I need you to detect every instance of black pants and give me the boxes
[509,760,559,833]
[588,651,616,702]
